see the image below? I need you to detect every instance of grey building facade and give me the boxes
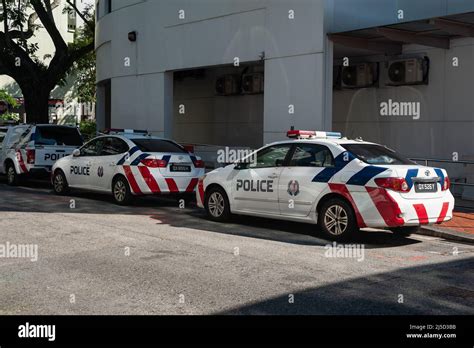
[96,0,474,187]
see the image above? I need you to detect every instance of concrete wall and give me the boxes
[95,0,329,143]
[333,38,474,182]
[173,66,264,148]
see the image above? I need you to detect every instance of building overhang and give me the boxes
[329,12,474,58]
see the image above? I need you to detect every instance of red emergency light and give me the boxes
[286,130,342,139]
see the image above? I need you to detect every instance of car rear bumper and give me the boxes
[352,188,455,228]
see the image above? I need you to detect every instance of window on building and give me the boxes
[67,0,77,32]
[97,0,112,20]
[105,0,112,14]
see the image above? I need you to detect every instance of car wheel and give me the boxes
[205,186,231,222]
[112,176,133,205]
[390,226,418,237]
[6,163,19,186]
[318,198,359,242]
[53,170,69,195]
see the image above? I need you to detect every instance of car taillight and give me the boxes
[442,176,450,191]
[374,177,410,192]
[193,159,205,168]
[140,159,167,168]
[26,149,35,164]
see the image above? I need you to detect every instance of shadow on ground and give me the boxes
[216,258,474,315]
[0,180,420,249]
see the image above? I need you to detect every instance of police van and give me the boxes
[196,130,455,241]
[0,124,83,185]
[51,129,205,205]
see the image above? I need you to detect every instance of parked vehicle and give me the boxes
[196,130,455,241]
[0,124,84,185]
[51,129,206,205]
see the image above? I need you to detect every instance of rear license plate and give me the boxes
[170,165,191,172]
[414,182,438,193]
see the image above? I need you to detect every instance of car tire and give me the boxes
[318,197,359,242]
[390,226,418,237]
[52,170,69,195]
[6,163,20,186]
[204,186,231,222]
[112,176,133,205]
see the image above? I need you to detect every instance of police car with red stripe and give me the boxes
[51,129,205,205]
[196,130,454,241]
[0,124,83,185]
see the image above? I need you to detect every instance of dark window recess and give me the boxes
[35,126,83,147]
[342,144,415,165]
[131,139,187,153]
[106,0,112,14]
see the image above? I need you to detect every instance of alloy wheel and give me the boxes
[114,180,126,202]
[208,192,225,217]
[324,204,348,236]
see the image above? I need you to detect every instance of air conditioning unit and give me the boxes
[386,57,428,86]
[341,63,377,89]
[242,73,264,94]
[216,75,240,96]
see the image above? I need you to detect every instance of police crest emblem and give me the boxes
[287,180,299,196]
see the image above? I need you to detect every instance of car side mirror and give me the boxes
[234,162,247,170]
[72,149,80,157]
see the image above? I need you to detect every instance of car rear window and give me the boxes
[342,144,415,165]
[131,139,187,153]
[35,126,83,146]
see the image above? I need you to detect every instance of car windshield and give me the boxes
[35,126,83,146]
[131,138,187,153]
[342,144,415,165]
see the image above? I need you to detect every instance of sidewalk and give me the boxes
[418,211,474,244]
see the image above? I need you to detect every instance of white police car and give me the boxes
[0,124,83,185]
[196,130,455,241]
[52,130,205,205]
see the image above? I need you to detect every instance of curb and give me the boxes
[417,225,474,244]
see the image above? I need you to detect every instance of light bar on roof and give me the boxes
[286,130,342,139]
[104,128,149,135]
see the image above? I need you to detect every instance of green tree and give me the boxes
[0,89,19,121]
[68,10,95,104]
[0,0,95,123]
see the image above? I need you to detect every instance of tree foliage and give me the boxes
[0,0,95,123]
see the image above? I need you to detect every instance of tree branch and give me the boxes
[30,0,67,52]
[2,0,8,35]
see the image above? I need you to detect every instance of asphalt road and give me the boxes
[0,178,473,315]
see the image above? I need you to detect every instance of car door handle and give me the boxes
[109,162,116,167]
[268,174,279,179]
